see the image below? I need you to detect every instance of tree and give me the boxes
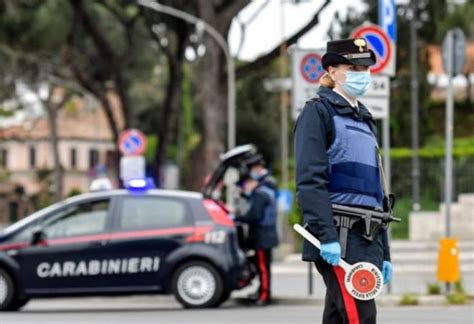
[184,0,331,189]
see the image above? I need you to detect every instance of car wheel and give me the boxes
[0,268,18,311]
[172,261,223,308]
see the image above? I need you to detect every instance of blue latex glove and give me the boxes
[320,242,341,266]
[382,261,393,284]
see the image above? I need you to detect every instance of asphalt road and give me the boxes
[1,297,473,324]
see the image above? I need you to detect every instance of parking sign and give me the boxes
[378,0,397,75]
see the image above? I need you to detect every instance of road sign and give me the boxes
[352,25,392,75]
[361,75,390,119]
[300,53,324,83]
[291,48,325,120]
[378,0,397,76]
[277,189,293,214]
[119,129,147,156]
[120,155,145,182]
[442,28,466,76]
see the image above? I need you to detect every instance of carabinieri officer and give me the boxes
[294,38,393,324]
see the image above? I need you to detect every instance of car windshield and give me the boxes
[2,201,67,235]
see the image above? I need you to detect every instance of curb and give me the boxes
[257,295,470,307]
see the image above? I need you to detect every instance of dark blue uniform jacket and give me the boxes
[294,87,390,270]
[236,181,279,250]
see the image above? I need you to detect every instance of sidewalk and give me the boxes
[232,240,474,305]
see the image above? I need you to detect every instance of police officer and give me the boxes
[236,169,279,306]
[294,38,393,323]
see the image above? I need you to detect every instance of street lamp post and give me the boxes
[138,0,236,150]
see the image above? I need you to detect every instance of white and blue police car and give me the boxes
[0,177,250,310]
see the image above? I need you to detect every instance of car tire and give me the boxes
[172,261,224,308]
[7,297,29,311]
[0,268,19,311]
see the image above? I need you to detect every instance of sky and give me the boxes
[228,0,366,61]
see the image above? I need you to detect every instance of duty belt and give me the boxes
[332,204,401,258]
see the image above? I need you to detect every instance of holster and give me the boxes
[334,213,389,258]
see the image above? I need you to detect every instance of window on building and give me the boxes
[89,149,99,169]
[70,148,77,169]
[0,148,8,168]
[29,146,36,168]
[118,197,192,232]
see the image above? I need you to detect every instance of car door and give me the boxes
[14,198,114,294]
[105,195,194,291]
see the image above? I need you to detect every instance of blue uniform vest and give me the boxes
[256,185,277,226]
[322,99,385,209]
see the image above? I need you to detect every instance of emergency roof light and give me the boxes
[126,177,156,192]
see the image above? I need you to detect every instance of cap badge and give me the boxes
[354,39,366,52]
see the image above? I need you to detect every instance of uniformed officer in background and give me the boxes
[294,38,393,323]
[235,158,279,306]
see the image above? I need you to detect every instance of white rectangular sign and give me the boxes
[361,97,389,119]
[361,75,390,119]
[291,48,325,120]
[364,75,390,97]
[120,155,145,182]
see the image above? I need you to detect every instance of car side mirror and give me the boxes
[30,227,46,245]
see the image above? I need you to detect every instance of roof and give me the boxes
[0,93,123,142]
[428,41,474,75]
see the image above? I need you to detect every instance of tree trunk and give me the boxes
[99,95,122,187]
[187,34,227,190]
[46,104,64,202]
[154,25,188,187]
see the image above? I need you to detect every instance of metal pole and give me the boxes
[308,262,313,295]
[382,115,392,294]
[138,0,236,150]
[409,0,420,211]
[445,32,454,239]
[280,0,289,190]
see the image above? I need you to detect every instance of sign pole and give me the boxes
[409,0,421,212]
[444,32,454,240]
[444,31,454,296]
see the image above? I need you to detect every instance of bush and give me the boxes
[447,293,467,305]
[67,187,82,197]
[399,293,419,306]
[427,283,442,295]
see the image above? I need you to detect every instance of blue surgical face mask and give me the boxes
[338,70,371,98]
[250,171,260,180]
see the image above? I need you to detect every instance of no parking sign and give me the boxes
[119,129,147,156]
[351,25,393,75]
[291,49,325,120]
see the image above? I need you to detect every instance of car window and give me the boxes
[42,200,109,239]
[119,197,191,231]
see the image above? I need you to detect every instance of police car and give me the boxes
[0,145,261,311]
[0,181,255,311]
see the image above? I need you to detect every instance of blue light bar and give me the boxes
[125,177,156,191]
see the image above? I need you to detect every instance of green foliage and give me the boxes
[35,168,52,182]
[236,61,280,166]
[399,293,419,306]
[0,169,10,183]
[0,107,15,117]
[447,291,467,305]
[390,137,474,159]
[443,281,467,306]
[427,282,442,295]
[67,187,82,197]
